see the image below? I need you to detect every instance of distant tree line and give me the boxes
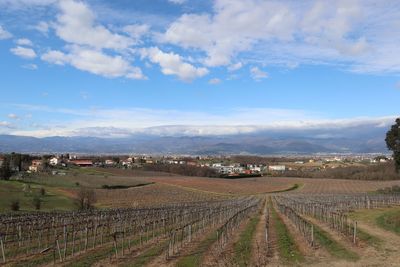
[143,163,218,177]
[0,153,34,180]
[281,162,400,180]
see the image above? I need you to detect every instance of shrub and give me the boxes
[33,196,42,210]
[40,187,46,196]
[10,200,20,211]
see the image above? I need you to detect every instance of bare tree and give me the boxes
[76,187,96,210]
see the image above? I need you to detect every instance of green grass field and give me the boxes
[0,180,76,212]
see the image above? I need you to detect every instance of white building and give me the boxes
[49,157,60,166]
[268,165,286,171]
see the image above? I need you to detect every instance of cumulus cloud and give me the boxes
[160,0,400,74]
[250,67,268,81]
[55,0,133,50]
[0,25,12,39]
[0,121,13,128]
[22,63,38,70]
[34,21,50,34]
[10,46,37,59]
[168,0,186,4]
[123,24,150,44]
[162,0,296,67]
[228,62,243,72]
[7,114,19,120]
[37,0,146,80]
[16,38,33,46]
[42,46,146,79]
[141,47,208,81]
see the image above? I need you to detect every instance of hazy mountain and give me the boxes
[0,123,390,155]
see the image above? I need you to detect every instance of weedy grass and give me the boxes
[175,231,218,267]
[269,202,304,264]
[313,224,359,261]
[233,215,260,267]
[376,209,400,235]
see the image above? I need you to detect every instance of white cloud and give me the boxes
[141,47,208,81]
[123,24,150,44]
[7,114,19,120]
[168,0,186,4]
[0,0,56,8]
[160,0,400,74]
[34,21,49,34]
[228,62,243,72]
[55,0,133,50]
[16,38,33,46]
[162,0,296,67]
[41,50,68,65]
[10,46,37,59]
[8,103,398,137]
[42,46,146,79]
[0,25,12,40]
[0,121,12,128]
[22,63,38,70]
[250,67,268,81]
[208,78,221,85]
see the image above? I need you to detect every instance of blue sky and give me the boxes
[0,0,399,137]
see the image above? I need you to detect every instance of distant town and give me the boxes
[0,153,393,179]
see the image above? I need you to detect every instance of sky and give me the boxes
[0,0,399,137]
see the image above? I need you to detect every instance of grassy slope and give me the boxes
[376,209,400,235]
[350,207,400,236]
[0,180,75,212]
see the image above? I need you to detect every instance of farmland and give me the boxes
[1,168,400,266]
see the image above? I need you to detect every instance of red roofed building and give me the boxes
[70,159,93,167]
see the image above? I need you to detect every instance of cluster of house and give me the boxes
[26,155,161,172]
[210,163,286,175]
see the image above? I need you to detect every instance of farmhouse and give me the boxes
[69,159,93,167]
[49,157,61,166]
[268,165,286,171]
[105,159,116,166]
[29,159,43,172]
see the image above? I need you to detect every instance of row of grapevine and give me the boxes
[0,197,260,265]
[274,193,400,244]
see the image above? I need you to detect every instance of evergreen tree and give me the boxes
[386,118,400,172]
[0,156,12,180]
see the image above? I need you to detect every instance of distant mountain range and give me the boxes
[0,123,390,155]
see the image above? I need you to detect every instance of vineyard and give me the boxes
[1,176,400,266]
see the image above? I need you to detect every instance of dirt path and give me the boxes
[250,197,269,267]
[266,201,280,266]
